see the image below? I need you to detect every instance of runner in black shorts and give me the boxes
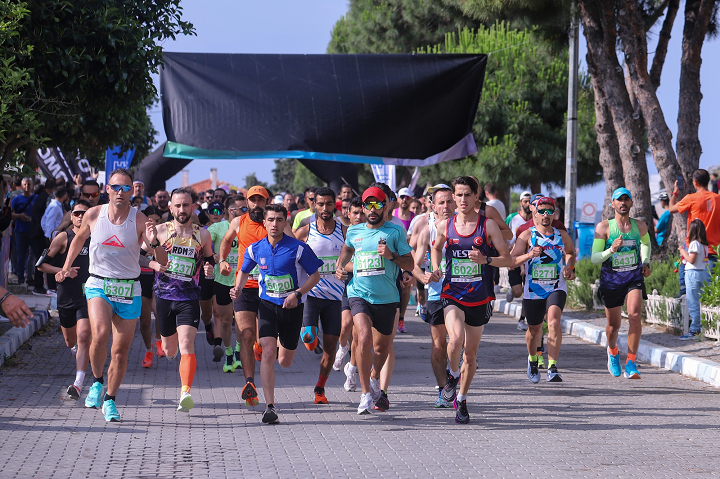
[138,206,162,368]
[198,202,225,348]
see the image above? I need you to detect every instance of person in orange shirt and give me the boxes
[218,186,294,407]
[669,169,720,294]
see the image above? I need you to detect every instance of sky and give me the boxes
[151,0,720,210]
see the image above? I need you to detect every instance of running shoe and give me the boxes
[85,381,103,409]
[314,386,328,404]
[419,306,428,323]
[155,340,166,358]
[434,389,450,408]
[679,330,700,341]
[607,347,621,377]
[205,320,214,345]
[454,398,470,424]
[241,380,260,406]
[67,385,80,400]
[233,349,242,369]
[32,286,47,296]
[333,344,349,371]
[142,351,153,368]
[527,358,540,384]
[506,289,514,303]
[253,342,263,362]
[624,360,641,379]
[397,319,407,333]
[537,355,545,369]
[517,319,528,331]
[212,345,224,363]
[223,355,236,373]
[46,289,57,298]
[70,344,78,358]
[343,362,357,392]
[177,392,194,413]
[441,371,460,402]
[546,365,562,382]
[262,405,280,424]
[374,391,390,412]
[102,399,120,422]
[370,377,382,401]
[357,392,373,415]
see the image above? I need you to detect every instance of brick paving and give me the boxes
[1,311,719,478]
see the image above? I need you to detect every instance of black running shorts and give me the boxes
[425,300,445,326]
[302,296,342,336]
[523,290,567,326]
[348,297,398,336]
[441,297,493,327]
[199,274,215,301]
[233,287,260,314]
[214,283,233,307]
[155,298,201,337]
[508,267,524,288]
[599,280,647,309]
[258,299,304,350]
[139,273,154,299]
[58,305,89,329]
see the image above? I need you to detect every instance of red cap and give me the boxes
[535,196,555,208]
[362,186,386,202]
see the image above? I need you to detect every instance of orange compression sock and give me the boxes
[180,354,196,394]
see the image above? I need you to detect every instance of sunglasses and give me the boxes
[307,197,315,202]
[536,209,555,216]
[363,201,385,211]
[72,210,87,217]
[109,184,132,193]
[208,208,224,215]
[82,191,99,198]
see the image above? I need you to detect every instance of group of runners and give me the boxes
[44,168,652,425]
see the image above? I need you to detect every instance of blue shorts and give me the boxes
[85,287,142,320]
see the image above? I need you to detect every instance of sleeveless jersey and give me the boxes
[57,229,90,309]
[441,215,494,306]
[600,218,644,289]
[235,213,267,289]
[307,220,345,301]
[427,213,445,302]
[88,204,141,280]
[524,227,567,300]
[154,222,203,301]
[393,209,415,231]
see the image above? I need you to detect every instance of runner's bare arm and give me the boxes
[430,218,448,279]
[559,229,577,280]
[57,206,98,281]
[295,224,310,243]
[509,229,539,269]
[412,227,430,282]
[484,219,513,267]
[138,211,167,266]
[284,221,295,238]
[52,210,72,235]
[38,232,69,275]
[335,244,354,280]
[485,205,512,240]
[219,216,241,275]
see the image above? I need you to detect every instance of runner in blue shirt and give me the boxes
[231,204,322,424]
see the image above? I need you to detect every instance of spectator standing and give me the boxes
[132,180,150,208]
[655,193,671,246]
[41,187,68,240]
[10,178,36,286]
[678,219,710,340]
[710,173,718,194]
[484,182,507,220]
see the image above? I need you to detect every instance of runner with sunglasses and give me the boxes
[336,187,414,415]
[511,197,576,383]
[37,200,92,400]
[52,180,103,235]
[56,168,165,422]
[429,176,512,424]
[591,187,652,379]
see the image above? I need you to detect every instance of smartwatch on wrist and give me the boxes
[293,290,302,300]
[150,240,160,249]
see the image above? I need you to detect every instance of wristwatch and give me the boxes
[150,240,160,249]
[293,290,302,300]
[390,252,398,262]
[486,256,492,265]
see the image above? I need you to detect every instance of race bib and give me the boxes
[451,258,482,283]
[531,264,558,284]
[249,264,260,280]
[318,256,339,277]
[355,251,385,277]
[612,250,637,271]
[265,274,294,298]
[103,279,134,304]
[226,252,239,269]
[167,254,196,281]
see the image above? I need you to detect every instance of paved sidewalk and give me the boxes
[1,312,720,478]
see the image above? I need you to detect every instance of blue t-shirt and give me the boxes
[10,194,36,233]
[241,234,323,306]
[656,209,670,246]
[345,221,412,304]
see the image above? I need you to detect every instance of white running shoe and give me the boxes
[177,392,194,413]
[357,392,373,415]
[333,344,349,371]
[70,344,78,358]
[343,362,357,392]
[370,377,381,401]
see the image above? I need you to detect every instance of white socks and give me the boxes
[74,370,86,389]
[450,369,460,379]
[456,394,467,403]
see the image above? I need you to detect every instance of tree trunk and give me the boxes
[586,49,624,220]
[578,0,653,232]
[676,0,715,178]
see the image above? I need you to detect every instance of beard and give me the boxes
[319,211,333,221]
[249,207,264,223]
[367,212,383,225]
[175,212,191,224]
[522,206,531,215]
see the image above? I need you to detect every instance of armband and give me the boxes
[591,239,614,265]
[35,249,50,268]
[140,248,150,257]
[204,255,216,266]
[640,232,651,264]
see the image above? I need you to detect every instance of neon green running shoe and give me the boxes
[233,348,242,370]
[177,392,194,413]
[537,355,546,369]
[223,354,236,373]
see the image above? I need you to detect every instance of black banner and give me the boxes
[36,148,94,183]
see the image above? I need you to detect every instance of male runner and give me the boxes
[412,184,456,407]
[198,201,224,354]
[505,191,532,315]
[219,186,293,407]
[56,168,164,422]
[52,180,103,234]
[138,206,163,367]
[232,204,322,423]
[336,186,414,415]
[511,197,575,383]
[151,187,215,412]
[429,176,512,424]
[591,187,651,379]
[296,187,347,404]
[292,187,316,232]
[38,200,92,399]
[155,189,170,217]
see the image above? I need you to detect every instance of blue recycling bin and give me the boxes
[575,222,596,260]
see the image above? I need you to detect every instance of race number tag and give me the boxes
[355,251,385,277]
[167,255,196,281]
[531,264,558,284]
[103,279,135,304]
[318,256,339,277]
[451,258,482,283]
[249,265,260,280]
[265,274,294,298]
[612,250,637,272]
[226,252,239,269]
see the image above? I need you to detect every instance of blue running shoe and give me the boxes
[434,389,450,408]
[85,381,103,409]
[624,360,641,379]
[527,357,540,384]
[607,348,621,377]
[102,399,120,422]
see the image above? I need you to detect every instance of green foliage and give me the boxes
[701,265,720,307]
[243,172,269,191]
[574,257,601,286]
[566,257,600,310]
[293,164,323,193]
[418,24,601,191]
[645,254,680,298]
[272,158,297,194]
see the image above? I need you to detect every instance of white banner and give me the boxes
[371,165,396,192]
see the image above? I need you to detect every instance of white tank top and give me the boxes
[307,220,345,301]
[88,204,142,280]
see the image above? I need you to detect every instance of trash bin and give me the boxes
[575,222,595,260]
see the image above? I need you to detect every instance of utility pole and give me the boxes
[565,2,579,237]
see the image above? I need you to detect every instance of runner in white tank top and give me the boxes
[56,168,164,423]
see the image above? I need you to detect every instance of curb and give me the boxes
[493,298,720,388]
[0,310,50,368]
